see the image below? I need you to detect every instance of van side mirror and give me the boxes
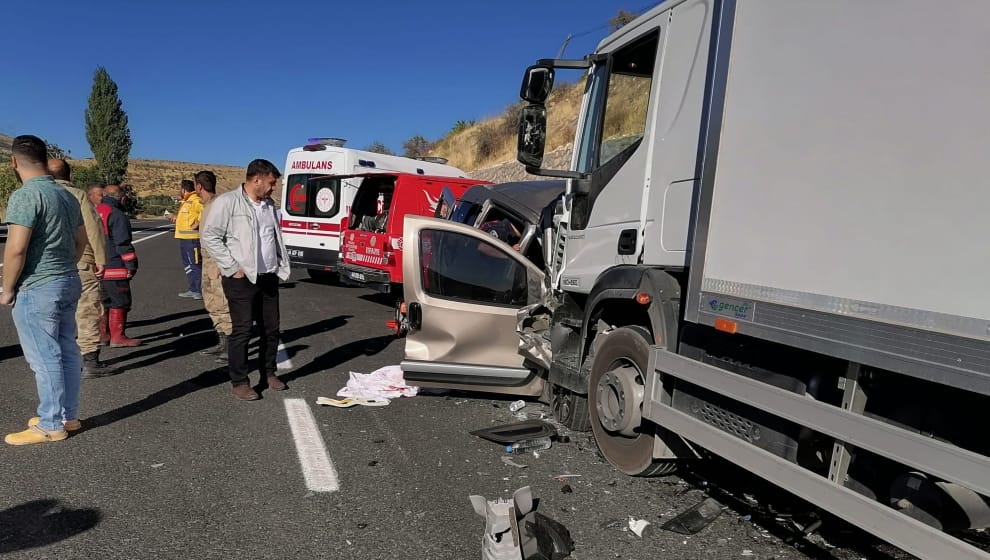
[520,65,554,104]
[517,104,548,169]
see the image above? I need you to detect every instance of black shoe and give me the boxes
[200,333,228,356]
[82,351,119,379]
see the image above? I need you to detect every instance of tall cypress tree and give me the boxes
[85,66,132,185]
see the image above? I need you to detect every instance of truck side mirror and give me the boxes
[520,65,554,104]
[517,104,548,169]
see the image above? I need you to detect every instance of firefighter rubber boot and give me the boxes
[200,333,227,356]
[99,312,111,346]
[82,350,119,379]
[109,308,142,348]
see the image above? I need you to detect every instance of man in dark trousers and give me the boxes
[201,159,291,401]
[96,185,142,347]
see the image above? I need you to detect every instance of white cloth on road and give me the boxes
[336,365,419,400]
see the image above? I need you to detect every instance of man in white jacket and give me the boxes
[201,159,291,401]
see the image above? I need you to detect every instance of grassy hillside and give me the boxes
[68,158,245,196]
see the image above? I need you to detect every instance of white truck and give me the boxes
[514,1,990,557]
[280,138,467,280]
[396,1,990,557]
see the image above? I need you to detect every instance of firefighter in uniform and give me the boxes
[96,185,142,347]
[48,160,117,377]
[194,171,231,364]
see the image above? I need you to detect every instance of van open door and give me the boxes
[400,215,546,396]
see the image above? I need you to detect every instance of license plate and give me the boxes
[350,272,365,282]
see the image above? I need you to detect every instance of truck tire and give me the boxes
[589,325,677,477]
[550,385,591,432]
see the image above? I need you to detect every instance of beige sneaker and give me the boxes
[28,417,82,432]
[6,425,68,445]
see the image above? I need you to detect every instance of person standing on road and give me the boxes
[48,159,117,378]
[194,170,231,364]
[1,135,87,445]
[86,183,104,208]
[201,159,290,401]
[170,179,203,300]
[96,185,142,348]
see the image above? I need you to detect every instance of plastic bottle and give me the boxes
[505,437,552,454]
[508,400,526,412]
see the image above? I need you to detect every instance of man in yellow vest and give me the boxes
[170,179,204,299]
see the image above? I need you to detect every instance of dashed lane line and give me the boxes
[284,398,339,492]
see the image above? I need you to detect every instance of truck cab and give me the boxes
[336,173,485,293]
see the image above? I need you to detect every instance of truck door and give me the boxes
[400,215,546,394]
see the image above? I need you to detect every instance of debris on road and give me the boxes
[316,396,390,408]
[660,497,724,535]
[335,365,419,400]
[470,419,558,445]
[628,517,652,538]
[506,437,552,454]
[560,484,573,494]
[508,400,526,412]
[469,486,573,560]
[501,456,528,469]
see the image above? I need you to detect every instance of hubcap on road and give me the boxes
[595,365,644,437]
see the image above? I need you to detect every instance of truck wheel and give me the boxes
[589,325,677,477]
[550,385,591,431]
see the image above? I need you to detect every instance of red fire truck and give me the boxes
[337,173,489,294]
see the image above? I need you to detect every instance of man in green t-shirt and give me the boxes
[1,135,87,445]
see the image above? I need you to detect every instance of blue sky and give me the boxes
[0,0,653,167]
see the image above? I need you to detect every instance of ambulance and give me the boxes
[280,138,468,280]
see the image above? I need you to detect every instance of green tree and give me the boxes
[609,9,638,32]
[402,135,432,158]
[85,66,132,185]
[0,155,16,218]
[44,140,71,160]
[365,141,395,155]
[119,183,140,216]
[71,164,105,188]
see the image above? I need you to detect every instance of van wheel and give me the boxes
[307,269,336,283]
[550,385,591,431]
[589,325,677,477]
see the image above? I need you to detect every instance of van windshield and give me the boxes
[284,174,341,218]
[349,176,396,233]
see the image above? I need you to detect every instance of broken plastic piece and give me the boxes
[628,517,652,538]
[660,497,724,535]
[501,456,528,469]
[524,512,575,559]
[471,420,558,445]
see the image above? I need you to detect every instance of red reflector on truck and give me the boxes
[714,318,738,334]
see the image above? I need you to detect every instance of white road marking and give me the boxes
[276,342,293,370]
[131,228,172,244]
[284,398,339,492]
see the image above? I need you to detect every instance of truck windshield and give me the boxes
[576,31,659,173]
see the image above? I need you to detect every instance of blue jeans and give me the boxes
[11,275,83,431]
[179,239,202,293]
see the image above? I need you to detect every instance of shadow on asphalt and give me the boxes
[0,344,22,362]
[82,366,230,430]
[358,292,402,309]
[0,499,101,554]
[127,308,205,328]
[279,315,352,345]
[283,334,396,382]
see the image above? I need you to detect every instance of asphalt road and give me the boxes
[0,220,914,559]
